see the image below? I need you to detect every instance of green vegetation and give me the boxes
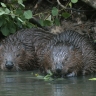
[31,70,64,81]
[0,0,33,36]
[0,0,78,36]
[89,78,96,80]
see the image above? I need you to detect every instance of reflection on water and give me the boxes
[0,71,96,96]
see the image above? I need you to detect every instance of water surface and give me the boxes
[0,71,96,96]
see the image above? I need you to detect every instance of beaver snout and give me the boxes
[56,68,62,73]
[55,64,62,74]
[5,61,14,70]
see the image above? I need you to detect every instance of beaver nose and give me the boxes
[5,61,14,70]
[56,68,61,73]
[56,65,62,73]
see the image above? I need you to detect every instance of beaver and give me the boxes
[0,35,38,71]
[0,28,54,71]
[37,30,96,77]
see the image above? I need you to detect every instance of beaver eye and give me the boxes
[16,54,20,57]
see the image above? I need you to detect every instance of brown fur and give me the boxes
[0,37,37,71]
[1,28,96,77]
[37,30,96,77]
[0,28,54,71]
[46,44,84,77]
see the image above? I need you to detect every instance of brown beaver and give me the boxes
[0,28,54,71]
[37,30,96,77]
[0,43,37,71]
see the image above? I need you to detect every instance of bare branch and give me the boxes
[57,0,66,9]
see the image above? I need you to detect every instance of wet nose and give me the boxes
[56,68,62,73]
[5,61,14,70]
[56,65,62,73]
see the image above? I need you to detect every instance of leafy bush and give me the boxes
[0,0,33,36]
[38,0,78,27]
[0,0,78,36]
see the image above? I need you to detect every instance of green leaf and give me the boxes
[44,20,52,26]
[46,15,51,21]
[62,12,70,19]
[43,70,53,81]
[1,26,10,36]
[10,10,15,18]
[5,8,10,14]
[11,14,15,18]
[0,21,3,27]
[54,18,60,26]
[8,22,16,34]
[16,20,23,28]
[39,19,44,26]
[71,0,78,3]
[1,2,6,7]
[0,11,5,15]
[23,10,32,19]
[89,78,96,80]
[10,27,16,34]
[26,22,35,28]
[0,17,4,27]
[47,70,53,75]
[15,9,23,16]
[52,7,58,16]
[0,8,5,15]
[18,0,25,7]
[69,2,72,7]
[18,0,23,4]
[5,16,10,21]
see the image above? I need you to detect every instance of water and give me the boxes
[0,71,96,96]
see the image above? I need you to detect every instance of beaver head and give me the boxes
[48,43,83,77]
[0,42,35,71]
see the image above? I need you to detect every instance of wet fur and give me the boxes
[0,36,37,71]
[37,30,96,76]
[0,28,54,71]
[0,28,96,77]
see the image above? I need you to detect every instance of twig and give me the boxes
[57,0,66,9]
[34,0,42,9]
[33,0,43,14]
[57,0,94,12]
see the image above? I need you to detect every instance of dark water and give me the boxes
[0,71,96,96]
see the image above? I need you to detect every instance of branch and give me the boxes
[57,0,66,9]
[57,0,94,12]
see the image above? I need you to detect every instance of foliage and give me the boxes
[89,78,96,80]
[0,0,78,36]
[71,0,78,3]
[37,0,78,27]
[31,70,64,81]
[0,0,33,36]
